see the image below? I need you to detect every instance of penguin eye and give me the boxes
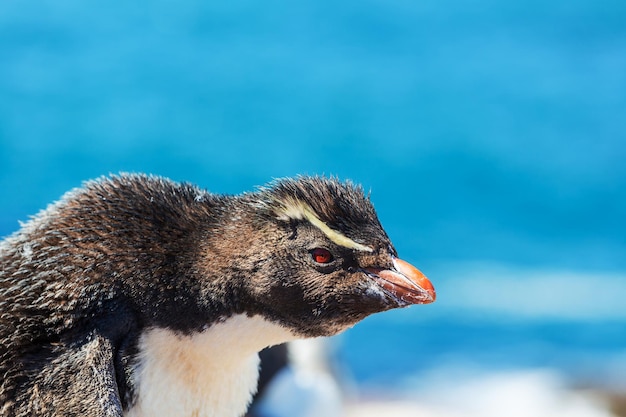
[311,248,334,264]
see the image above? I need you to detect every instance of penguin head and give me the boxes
[212,176,436,338]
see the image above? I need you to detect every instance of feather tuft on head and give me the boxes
[257,176,383,252]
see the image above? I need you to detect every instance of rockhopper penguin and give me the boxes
[0,174,436,417]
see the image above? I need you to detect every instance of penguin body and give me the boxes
[0,174,435,417]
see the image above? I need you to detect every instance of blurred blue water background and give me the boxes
[1,0,625,398]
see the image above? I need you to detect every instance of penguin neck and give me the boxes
[126,314,298,417]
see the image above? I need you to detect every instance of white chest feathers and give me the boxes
[124,314,298,417]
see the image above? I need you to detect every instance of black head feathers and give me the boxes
[252,176,391,253]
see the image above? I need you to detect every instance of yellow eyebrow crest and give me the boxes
[275,199,373,252]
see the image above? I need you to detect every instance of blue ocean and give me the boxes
[1,0,625,414]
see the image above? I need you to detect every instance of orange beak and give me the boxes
[364,258,436,306]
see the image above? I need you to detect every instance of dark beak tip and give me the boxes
[420,289,437,304]
[395,286,436,306]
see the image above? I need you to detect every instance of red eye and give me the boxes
[311,248,334,264]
